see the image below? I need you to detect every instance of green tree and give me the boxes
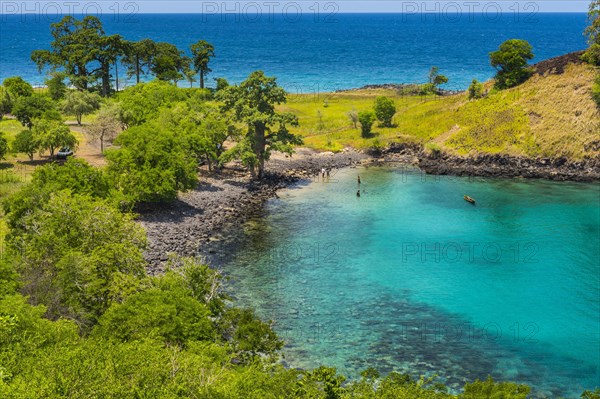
[190,40,215,89]
[298,366,346,399]
[151,42,186,85]
[3,76,34,98]
[490,39,534,89]
[583,1,600,65]
[429,66,449,87]
[121,39,157,84]
[373,96,396,127]
[159,103,239,171]
[116,80,189,127]
[12,129,39,161]
[12,95,61,128]
[183,61,197,88]
[31,16,108,91]
[94,33,125,96]
[468,79,484,100]
[358,110,376,137]
[0,131,8,160]
[87,103,122,153]
[105,124,198,204]
[45,72,67,100]
[6,192,146,328]
[585,0,600,46]
[218,307,283,364]
[62,90,101,125]
[1,77,34,116]
[0,86,11,118]
[218,71,301,178]
[33,119,78,157]
[215,77,229,92]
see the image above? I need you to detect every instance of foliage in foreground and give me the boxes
[1,141,598,399]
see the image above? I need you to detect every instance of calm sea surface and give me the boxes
[0,13,589,90]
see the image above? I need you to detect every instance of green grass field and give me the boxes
[281,63,599,159]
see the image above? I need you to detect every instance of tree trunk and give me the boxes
[135,55,140,84]
[253,124,266,179]
[100,131,104,154]
[200,71,204,89]
[101,63,110,97]
[77,114,82,125]
[115,62,119,92]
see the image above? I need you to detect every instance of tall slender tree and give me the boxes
[95,34,124,96]
[122,39,157,84]
[190,40,215,89]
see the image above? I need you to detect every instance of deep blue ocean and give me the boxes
[0,13,589,91]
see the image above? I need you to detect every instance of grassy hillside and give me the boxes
[282,62,600,159]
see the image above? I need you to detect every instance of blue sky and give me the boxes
[128,1,589,13]
[0,1,590,14]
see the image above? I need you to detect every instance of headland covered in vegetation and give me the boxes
[0,3,599,398]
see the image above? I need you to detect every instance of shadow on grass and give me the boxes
[361,131,380,139]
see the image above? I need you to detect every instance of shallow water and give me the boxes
[221,166,600,397]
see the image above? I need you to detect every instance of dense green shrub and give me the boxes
[358,110,376,137]
[3,159,111,232]
[373,96,396,127]
[105,124,199,204]
[468,79,484,100]
[0,131,8,160]
[116,80,189,127]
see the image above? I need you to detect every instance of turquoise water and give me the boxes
[221,166,600,397]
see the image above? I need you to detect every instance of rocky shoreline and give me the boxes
[138,148,372,272]
[384,143,600,182]
[139,145,600,272]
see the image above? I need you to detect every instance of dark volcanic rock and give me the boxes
[139,146,599,273]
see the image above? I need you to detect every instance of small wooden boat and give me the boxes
[464,195,476,204]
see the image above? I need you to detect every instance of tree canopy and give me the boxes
[373,96,396,127]
[12,95,61,128]
[490,39,534,89]
[190,40,215,89]
[105,124,198,204]
[62,90,101,125]
[218,71,301,178]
